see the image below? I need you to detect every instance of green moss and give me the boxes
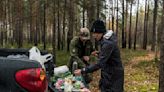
[56,51,70,66]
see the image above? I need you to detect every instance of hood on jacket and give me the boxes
[103,30,113,39]
[103,30,118,44]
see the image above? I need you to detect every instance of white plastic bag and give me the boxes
[54,65,69,75]
[29,46,53,69]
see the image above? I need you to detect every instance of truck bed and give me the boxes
[0,48,54,92]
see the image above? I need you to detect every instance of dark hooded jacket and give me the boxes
[82,33,124,92]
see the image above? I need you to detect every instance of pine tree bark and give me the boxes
[159,1,164,91]
[43,0,46,50]
[128,1,132,49]
[112,0,115,32]
[67,0,74,51]
[87,0,96,29]
[97,0,100,19]
[52,0,56,64]
[34,1,38,46]
[62,0,66,50]
[134,0,139,50]
[82,0,86,27]
[116,0,119,36]
[143,0,148,50]
[57,0,61,50]
[124,0,128,48]
[29,0,34,44]
[151,0,158,51]
[15,0,23,48]
[122,0,125,48]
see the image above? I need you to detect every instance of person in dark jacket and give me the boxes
[74,20,124,92]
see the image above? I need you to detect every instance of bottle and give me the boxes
[64,82,71,92]
[64,79,73,92]
[72,61,78,73]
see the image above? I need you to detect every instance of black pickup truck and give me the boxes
[0,48,55,92]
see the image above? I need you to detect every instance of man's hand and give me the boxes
[83,56,90,61]
[74,69,81,76]
[91,51,99,57]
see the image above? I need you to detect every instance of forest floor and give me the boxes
[56,49,159,92]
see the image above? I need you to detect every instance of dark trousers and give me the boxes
[100,69,124,92]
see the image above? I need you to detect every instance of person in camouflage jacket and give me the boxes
[68,28,94,84]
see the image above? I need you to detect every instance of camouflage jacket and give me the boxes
[69,36,94,68]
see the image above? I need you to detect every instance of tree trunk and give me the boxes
[82,0,85,27]
[151,0,158,51]
[8,0,12,45]
[97,0,100,19]
[29,0,33,44]
[86,0,96,49]
[67,0,74,51]
[159,1,164,91]
[57,0,61,50]
[4,0,7,46]
[146,1,150,48]
[116,0,119,36]
[109,14,111,30]
[9,1,14,46]
[112,0,115,32]
[134,0,139,50]
[38,2,41,45]
[62,0,66,50]
[52,0,56,64]
[15,0,23,48]
[87,0,96,30]
[128,1,132,49]
[43,0,46,50]
[122,0,125,48]
[124,0,128,48]
[34,18,38,46]
[1,1,4,47]
[1,27,3,47]
[143,0,148,50]
[0,0,1,45]
[34,1,38,46]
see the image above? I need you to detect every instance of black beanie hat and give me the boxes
[91,20,106,33]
